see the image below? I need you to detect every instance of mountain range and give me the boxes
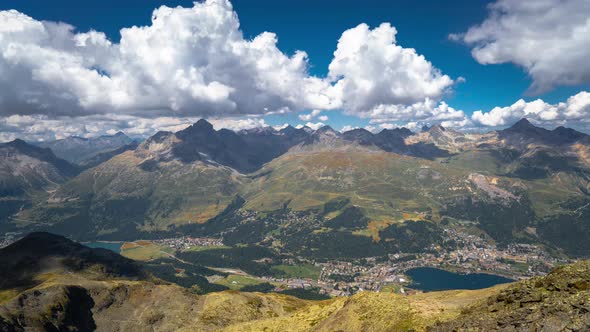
[0,139,79,221]
[1,118,589,258]
[37,132,135,165]
[0,233,588,331]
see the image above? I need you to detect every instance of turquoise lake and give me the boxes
[83,242,123,253]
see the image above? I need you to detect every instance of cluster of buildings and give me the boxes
[153,236,223,250]
[255,227,569,297]
[437,228,561,277]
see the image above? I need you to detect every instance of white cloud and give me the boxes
[0,1,340,120]
[303,122,325,130]
[0,1,464,140]
[340,125,359,132]
[298,109,322,121]
[272,123,290,131]
[451,0,590,94]
[364,125,378,133]
[329,23,454,115]
[209,117,268,131]
[471,91,590,129]
[0,114,198,142]
[366,99,465,125]
[378,123,400,130]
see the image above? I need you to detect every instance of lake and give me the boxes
[83,241,123,253]
[406,267,514,291]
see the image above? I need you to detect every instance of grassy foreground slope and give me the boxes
[222,287,507,332]
[1,233,589,331]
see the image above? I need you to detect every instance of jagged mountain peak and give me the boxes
[195,118,214,128]
[279,124,296,133]
[314,126,340,138]
[511,117,534,128]
[179,119,215,136]
[378,127,413,138]
[3,139,68,163]
[6,138,33,148]
[301,125,314,133]
[501,118,548,137]
[552,126,587,141]
[428,124,446,132]
[343,127,373,136]
[342,128,375,145]
[37,132,134,164]
[501,118,587,145]
[112,131,128,137]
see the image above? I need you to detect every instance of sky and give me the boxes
[0,0,589,141]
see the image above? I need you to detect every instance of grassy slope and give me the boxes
[120,241,174,261]
[214,275,268,290]
[2,259,589,331]
[243,148,582,223]
[222,287,508,332]
[244,150,456,220]
[271,264,322,280]
[23,151,246,234]
[0,270,505,332]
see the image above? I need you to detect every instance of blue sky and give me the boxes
[0,0,589,140]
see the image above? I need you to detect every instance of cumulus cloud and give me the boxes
[451,0,590,94]
[366,99,465,125]
[329,23,454,115]
[471,91,590,129]
[0,113,280,141]
[209,117,268,131]
[0,0,461,141]
[298,109,322,121]
[364,125,378,133]
[0,114,197,142]
[340,125,359,132]
[297,122,325,130]
[272,123,290,131]
[0,0,340,120]
[368,91,590,132]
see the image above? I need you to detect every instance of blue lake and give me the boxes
[83,242,123,253]
[406,267,514,291]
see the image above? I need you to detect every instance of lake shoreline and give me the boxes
[406,267,515,292]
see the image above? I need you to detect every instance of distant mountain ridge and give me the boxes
[0,139,77,188]
[4,118,590,258]
[37,132,134,164]
[0,139,79,222]
[27,118,590,173]
[500,118,589,146]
